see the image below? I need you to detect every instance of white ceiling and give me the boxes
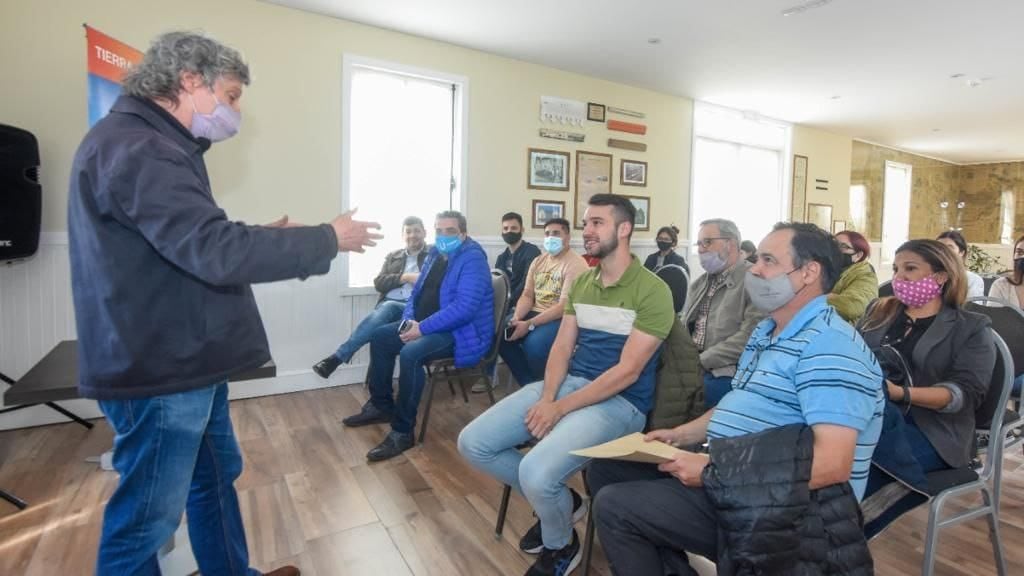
[266,0,1024,164]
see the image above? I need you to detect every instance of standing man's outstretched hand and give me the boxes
[330,208,383,253]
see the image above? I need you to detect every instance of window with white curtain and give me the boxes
[343,58,465,288]
[1000,190,1015,245]
[691,103,789,251]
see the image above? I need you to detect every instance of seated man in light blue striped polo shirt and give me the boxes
[589,222,884,576]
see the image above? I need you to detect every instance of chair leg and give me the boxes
[922,493,949,576]
[495,484,512,539]
[0,489,27,510]
[581,499,596,576]
[982,487,1008,576]
[418,375,436,445]
[485,375,496,405]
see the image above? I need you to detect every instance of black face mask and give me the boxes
[656,241,673,252]
[839,253,854,271]
[1016,257,1024,273]
[502,231,522,245]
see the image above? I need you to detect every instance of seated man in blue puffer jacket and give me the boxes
[342,210,494,461]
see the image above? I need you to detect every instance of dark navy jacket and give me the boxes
[68,95,337,399]
[403,238,494,367]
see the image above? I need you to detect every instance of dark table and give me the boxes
[0,340,276,510]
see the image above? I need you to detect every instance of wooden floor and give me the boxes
[1,383,1022,575]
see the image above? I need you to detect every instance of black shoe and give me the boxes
[366,430,415,462]
[342,401,393,427]
[519,489,586,554]
[312,355,342,379]
[524,529,581,576]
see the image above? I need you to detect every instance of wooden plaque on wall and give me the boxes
[791,155,808,222]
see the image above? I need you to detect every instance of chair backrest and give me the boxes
[983,275,998,296]
[878,280,893,298]
[655,264,690,314]
[973,331,1014,482]
[965,298,1024,380]
[481,269,512,364]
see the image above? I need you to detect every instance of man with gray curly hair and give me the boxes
[68,31,381,576]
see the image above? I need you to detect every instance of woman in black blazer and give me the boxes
[644,225,689,274]
[858,240,995,476]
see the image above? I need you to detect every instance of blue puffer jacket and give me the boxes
[403,238,494,367]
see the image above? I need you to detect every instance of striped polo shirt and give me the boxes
[564,255,675,413]
[706,295,884,500]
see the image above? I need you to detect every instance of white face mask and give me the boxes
[188,88,241,142]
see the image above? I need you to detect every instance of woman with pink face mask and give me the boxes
[856,240,995,507]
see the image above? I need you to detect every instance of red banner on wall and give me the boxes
[86,25,142,84]
[85,25,143,127]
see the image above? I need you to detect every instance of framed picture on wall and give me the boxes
[532,200,565,229]
[527,148,570,191]
[807,203,833,232]
[587,102,606,122]
[620,159,647,186]
[832,220,847,234]
[574,150,613,228]
[619,194,650,231]
[791,155,808,222]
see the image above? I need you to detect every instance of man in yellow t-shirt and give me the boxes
[496,217,588,388]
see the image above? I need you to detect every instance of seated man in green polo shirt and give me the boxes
[458,194,674,576]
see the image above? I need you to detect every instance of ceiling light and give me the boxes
[782,0,838,16]
[949,73,965,79]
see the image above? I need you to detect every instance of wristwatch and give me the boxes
[528,322,536,332]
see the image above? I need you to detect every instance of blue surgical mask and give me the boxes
[543,236,563,255]
[435,234,463,255]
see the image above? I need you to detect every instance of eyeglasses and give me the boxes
[696,237,730,248]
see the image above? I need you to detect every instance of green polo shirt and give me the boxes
[564,255,674,411]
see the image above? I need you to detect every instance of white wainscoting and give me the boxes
[0,233,659,430]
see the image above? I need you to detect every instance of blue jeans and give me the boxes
[499,314,561,387]
[1013,373,1023,397]
[458,376,646,549]
[333,299,405,362]
[863,409,947,538]
[96,383,259,576]
[703,373,733,409]
[367,320,455,434]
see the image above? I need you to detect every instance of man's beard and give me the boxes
[587,234,619,259]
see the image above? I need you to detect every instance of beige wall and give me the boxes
[791,125,853,231]
[1,0,692,238]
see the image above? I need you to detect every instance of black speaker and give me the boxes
[0,124,42,262]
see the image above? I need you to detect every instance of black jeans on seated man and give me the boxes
[588,459,718,576]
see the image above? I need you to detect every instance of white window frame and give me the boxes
[340,54,469,291]
[687,102,792,259]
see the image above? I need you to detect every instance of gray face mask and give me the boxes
[744,268,803,312]
[699,251,728,274]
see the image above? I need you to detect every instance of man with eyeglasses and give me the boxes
[681,219,763,408]
[590,222,884,576]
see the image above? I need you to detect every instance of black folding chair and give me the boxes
[655,264,690,314]
[417,270,510,444]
